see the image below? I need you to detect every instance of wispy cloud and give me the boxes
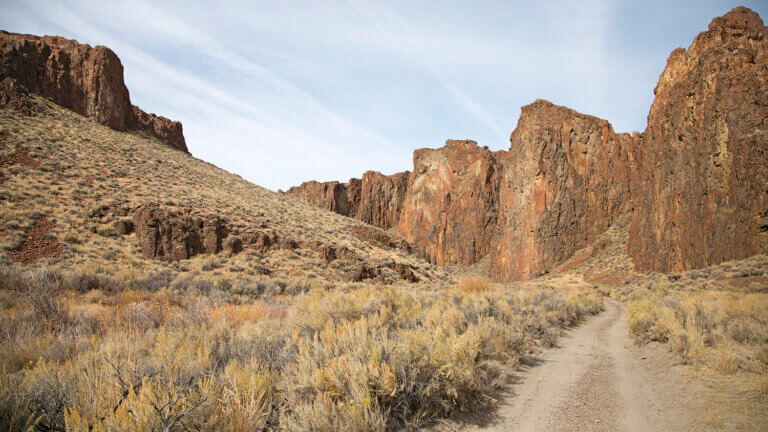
[7,0,403,190]
[443,85,506,138]
[345,0,508,142]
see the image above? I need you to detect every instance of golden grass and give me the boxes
[627,288,768,414]
[0,265,602,431]
[455,276,494,294]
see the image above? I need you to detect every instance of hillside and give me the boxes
[0,92,439,288]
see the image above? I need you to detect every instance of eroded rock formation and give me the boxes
[0,31,187,152]
[491,101,641,280]
[0,77,34,115]
[132,204,229,261]
[628,6,768,272]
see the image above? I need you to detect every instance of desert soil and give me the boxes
[461,298,703,432]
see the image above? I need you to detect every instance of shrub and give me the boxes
[0,266,602,431]
[455,276,492,294]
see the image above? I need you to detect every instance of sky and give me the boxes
[1,1,766,191]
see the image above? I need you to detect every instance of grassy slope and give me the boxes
[0,95,442,288]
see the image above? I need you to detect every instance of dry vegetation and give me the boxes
[0,264,601,431]
[620,256,768,428]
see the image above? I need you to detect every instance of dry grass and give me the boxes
[0,264,602,431]
[627,290,768,375]
[455,276,494,294]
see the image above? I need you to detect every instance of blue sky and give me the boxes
[1,1,766,190]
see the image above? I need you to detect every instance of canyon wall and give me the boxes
[397,140,503,265]
[0,31,187,152]
[281,7,768,280]
[491,101,642,280]
[628,6,768,272]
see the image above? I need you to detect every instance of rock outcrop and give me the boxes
[398,140,503,265]
[629,6,768,272]
[0,31,187,152]
[131,106,187,152]
[0,77,34,115]
[352,170,410,230]
[132,204,229,261]
[284,170,410,230]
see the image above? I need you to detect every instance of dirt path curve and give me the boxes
[465,298,701,432]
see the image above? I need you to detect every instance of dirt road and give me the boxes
[465,298,701,432]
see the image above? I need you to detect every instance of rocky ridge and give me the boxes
[284,169,410,230]
[0,31,187,152]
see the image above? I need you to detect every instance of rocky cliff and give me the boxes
[491,101,641,280]
[0,31,187,152]
[397,140,503,265]
[628,6,768,273]
[280,7,768,281]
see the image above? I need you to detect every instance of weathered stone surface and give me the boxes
[353,170,410,229]
[131,106,187,152]
[491,101,640,281]
[284,180,352,216]
[629,6,768,272]
[398,140,503,265]
[0,31,187,151]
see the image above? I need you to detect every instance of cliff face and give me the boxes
[491,101,642,280]
[629,6,768,272]
[397,140,503,265]
[283,7,768,281]
[0,31,187,152]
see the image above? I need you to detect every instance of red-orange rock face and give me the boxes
[353,170,410,229]
[285,7,768,281]
[132,106,187,152]
[491,101,641,281]
[629,6,768,272]
[0,31,187,152]
[398,140,502,265]
[284,180,354,217]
